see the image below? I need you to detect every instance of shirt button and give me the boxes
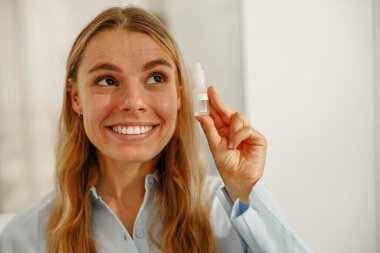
[135,230,145,239]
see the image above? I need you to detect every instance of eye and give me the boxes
[96,76,117,86]
[147,73,166,84]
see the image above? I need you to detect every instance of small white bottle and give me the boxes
[192,62,209,116]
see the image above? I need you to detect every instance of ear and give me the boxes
[68,78,82,115]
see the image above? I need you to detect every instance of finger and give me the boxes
[208,86,233,125]
[228,112,244,149]
[209,103,226,129]
[230,127,267,149]
[196,115,221,150]
[230,128,252,150]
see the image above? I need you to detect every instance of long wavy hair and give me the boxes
[47,6,217,253]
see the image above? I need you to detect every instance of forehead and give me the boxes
[80,29,173,69]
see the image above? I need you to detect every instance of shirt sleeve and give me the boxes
[216,178,314,253]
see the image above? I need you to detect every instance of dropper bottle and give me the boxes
[192,62,209,116]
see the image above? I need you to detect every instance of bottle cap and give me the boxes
[192,62,206,88]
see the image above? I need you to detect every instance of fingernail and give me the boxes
[228,141,234,149]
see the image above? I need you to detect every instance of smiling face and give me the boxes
[71,29,181,169]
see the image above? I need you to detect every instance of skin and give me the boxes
[196,87,267,203]
[70,28,267,236]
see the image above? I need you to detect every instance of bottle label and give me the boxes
[198,93,208,100]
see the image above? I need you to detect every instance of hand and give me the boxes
[196,87,267,203]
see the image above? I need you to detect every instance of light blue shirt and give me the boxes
[0,174,313,253]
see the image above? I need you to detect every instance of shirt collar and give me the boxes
[90,171,159,200]
[144,170,159,191]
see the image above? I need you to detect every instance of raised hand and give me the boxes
[196,87,267,203]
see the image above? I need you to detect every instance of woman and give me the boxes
[0,6,312,253]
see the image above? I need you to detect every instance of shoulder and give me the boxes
[0,192,55,253]
[2,191,55,233]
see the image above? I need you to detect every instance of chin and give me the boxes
[114,151,159,165]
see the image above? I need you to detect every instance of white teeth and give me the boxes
[111,125,154,135]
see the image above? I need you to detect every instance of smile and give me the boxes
[111,125,155,135]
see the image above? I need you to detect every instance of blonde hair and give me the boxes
[47,6,217,253]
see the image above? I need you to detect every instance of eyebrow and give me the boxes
[142,58,173,71]
[87,58,173,74]
[88,63,122,74]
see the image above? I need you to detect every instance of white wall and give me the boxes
[242,0,378,252]
[374,0,380,251]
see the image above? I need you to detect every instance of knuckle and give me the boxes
[231,112,239,119]
[232,112,245,126]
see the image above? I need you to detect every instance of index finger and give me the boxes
[208,86,233,125]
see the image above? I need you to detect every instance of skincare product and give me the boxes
[192,62,209,116]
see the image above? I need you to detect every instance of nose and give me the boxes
[118,81,146,112]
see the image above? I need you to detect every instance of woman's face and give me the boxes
[71,29,180,167]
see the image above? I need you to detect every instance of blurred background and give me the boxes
[0,0,379,252]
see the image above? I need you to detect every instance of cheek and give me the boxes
[153,95,179,123]
[82,95,112,130]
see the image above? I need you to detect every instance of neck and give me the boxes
[95,156,157,202]
[94,156,157,236]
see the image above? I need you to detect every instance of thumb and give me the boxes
[196,115,221,150]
